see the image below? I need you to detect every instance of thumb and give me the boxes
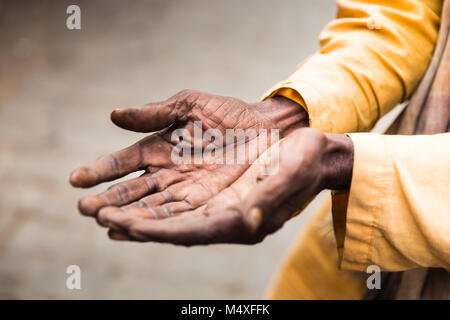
[240,173,293,232]
[111,90,199,132]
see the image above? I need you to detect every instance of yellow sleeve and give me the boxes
[336,133,450,272]
[262,0,441,133]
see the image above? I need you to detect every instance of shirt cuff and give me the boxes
[331,133,387,272]
[261,82,322,131]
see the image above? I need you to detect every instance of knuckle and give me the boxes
[109,154,121,176]
[116,184,130,203]
[176,88,192,96]
[174,89,195,103]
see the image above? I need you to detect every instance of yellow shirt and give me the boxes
[263,0,441,133]
[340,133,450,271]
[262,0,445,298]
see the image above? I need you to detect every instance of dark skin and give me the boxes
[70,90,353,245]
[70,90,308,217]
[96,127,354,244]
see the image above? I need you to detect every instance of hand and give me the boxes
[69,90,308,221]
[97,128,354,245]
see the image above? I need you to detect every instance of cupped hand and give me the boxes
[69,90,308,221]
[96,128,354,245]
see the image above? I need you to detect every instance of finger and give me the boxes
[239,169,317,233]
[246,193,306,235]
[69,142,143,188]
[101,202,206,232]
[239,173,295,230]
[119,199,192,220]
[96,206,121,227]
[127,210,245,245]
[78,175,153,216]
[110,90,202,133]
[139,201,193,219]
[126,191,173,210]
[120,177,191,210]
[108,229,133,241]
[98,206,152,230]
[237,136,322,230]
[78,169,184,216]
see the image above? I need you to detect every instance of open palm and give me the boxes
[96,128,333,245]
[70,90,307,221]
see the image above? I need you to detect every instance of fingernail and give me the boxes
[248,207,262,233]
[129,231,149,241]
[69,167,97,188]
[108,229,131,241]
[107,222,123,232]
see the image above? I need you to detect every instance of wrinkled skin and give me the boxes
[91,128,354,245]
[70,90,308,221]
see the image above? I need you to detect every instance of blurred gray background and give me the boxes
[0,0,337,299]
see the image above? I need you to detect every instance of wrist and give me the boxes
[253,96,309,137]
[321,133,354,190]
